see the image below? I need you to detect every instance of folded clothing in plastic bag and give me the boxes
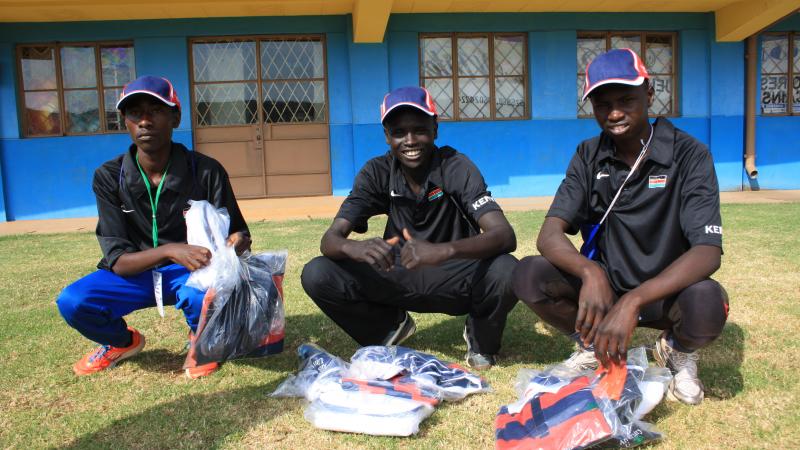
[272,343,489,436]
[495,347,670,450]
[350,345,491,401]
[182,200,287,366]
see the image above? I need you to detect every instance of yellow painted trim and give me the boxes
[352,0,393,43]
[715,1,800,41]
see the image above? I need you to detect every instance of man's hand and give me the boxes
[227,231,252,255]
[342,236,400,271]
[400,228,452,269]
[165,243,212,271]
[592,295,640,367]
[575,264,616,346]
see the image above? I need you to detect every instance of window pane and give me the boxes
[101,46,136,87]
[261,39,324,80]
[794,75,800,114]
[64,90,100,133]
[495,76,525,118]
[61,46,97,89]
[762,35,788,74]
[645,36,673,74]
[458,77,490,119]
[263,81,327,123]
[577,74,593,116]
[195,82,258,126]
[104,87,125,131]
[494,35,524,76]
[193,41,256,82]
[649,75,673,116]
[761,74,788,114]
[611,35,641,55]
[423,78,453,119]
[794,36,800,73]
[421,37,452,77]
[577,37,605,73]
[20,46,57,90]
[457,37,489,76]
[24,91,61,135]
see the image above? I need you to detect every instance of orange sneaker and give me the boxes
[183,331,220,379]
[185,361,219,379]
[73,327,145,376]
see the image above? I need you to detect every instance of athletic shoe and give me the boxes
[653,331,704,405]
[382,312,417,346]
[562,346,599,372]
[73,327,145,376]
[462,326,496,370]
[184,331,220,379]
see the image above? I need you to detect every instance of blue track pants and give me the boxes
[56,264,206,347]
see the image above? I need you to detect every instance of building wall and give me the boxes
[0,12,795,221]
[755,14,800,190]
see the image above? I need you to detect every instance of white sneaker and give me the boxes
[562,346,599,372]
[654,331,704,405]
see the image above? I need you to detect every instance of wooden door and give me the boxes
[190,35,330,198]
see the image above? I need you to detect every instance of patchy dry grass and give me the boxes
[0,203,798,449]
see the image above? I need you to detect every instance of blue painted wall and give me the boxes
[755,13,800,190]
[0,12,797,221]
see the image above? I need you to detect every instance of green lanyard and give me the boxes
[135,154,171,248]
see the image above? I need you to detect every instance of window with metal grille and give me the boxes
[760,32,800,115]
[577,32,677,118]
[16,42,135,137]
[419,33,528,121]
[191,36,327,127]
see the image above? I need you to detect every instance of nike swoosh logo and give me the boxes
[122,209,135,213]
[390,190,402,197]
[596,172,610,180]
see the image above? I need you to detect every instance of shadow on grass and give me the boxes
[259,307,577,369]
[59,380,294,449]
[703,322,745,400]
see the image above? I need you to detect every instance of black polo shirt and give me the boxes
[336,146,502,243]
[93,142,249,270]
[547,118,723,293]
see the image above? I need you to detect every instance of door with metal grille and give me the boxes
[190,36,330,198]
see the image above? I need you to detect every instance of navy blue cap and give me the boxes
[582,48,649,102]
[116,75,181,111]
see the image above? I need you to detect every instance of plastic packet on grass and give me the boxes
[350,345,491,401]
[271,343,349,400]
[304,389,435,436]
[496,347,667,449]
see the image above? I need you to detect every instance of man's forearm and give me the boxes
[444,225,515,260]
[112,246,173,276]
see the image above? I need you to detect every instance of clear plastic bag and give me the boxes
[271,343,349,400]
[496,347,671,449]
[182,201,287,366]
[304,389,435,437]
[275,344,490,436]
[350,346,491,401]
[185,201,240,294]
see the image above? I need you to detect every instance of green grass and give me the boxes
[1,203,798,449]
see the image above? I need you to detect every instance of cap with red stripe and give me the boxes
[582,48,649,102]
[116,75,181,111]
[380,86,437,123]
